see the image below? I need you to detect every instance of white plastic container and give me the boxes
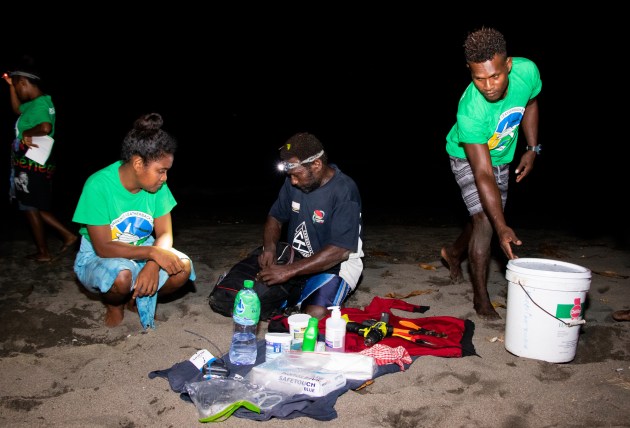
[265,332,292,361]
[325,306,347,352]
[288,313,311,350]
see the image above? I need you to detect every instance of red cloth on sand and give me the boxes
[278,297,474,358]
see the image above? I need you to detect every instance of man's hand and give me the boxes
[514,151,536,183]
[257,263,293,286]
[258,248,277,269]
[496,225,522,260]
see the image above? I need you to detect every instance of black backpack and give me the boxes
[208,242,302,321]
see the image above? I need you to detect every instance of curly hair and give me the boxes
[464,27,507,63]
[279,132,328,165]
[120,113,177,164]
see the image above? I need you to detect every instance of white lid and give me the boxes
[288,313,311,325]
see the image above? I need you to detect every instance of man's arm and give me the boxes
[464,143,520,259]
[257,243,349,286]
[514,97,540,182]
[2,74,21,114]
[464,144,506,229]
[259,215,283,268]
[22,122,52,138]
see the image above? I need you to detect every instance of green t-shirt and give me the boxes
[445,57,542,165]
[16,94,56,139]
[13,95,56,171]
[72,161,177,244]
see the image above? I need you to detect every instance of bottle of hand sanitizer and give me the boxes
[325,306,347,352]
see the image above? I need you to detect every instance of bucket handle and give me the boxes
[516,281,586,327]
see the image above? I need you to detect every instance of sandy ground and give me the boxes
[1,217,629,428]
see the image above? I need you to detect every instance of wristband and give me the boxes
[526,144,542,154]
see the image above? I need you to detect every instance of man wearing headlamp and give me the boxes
[256,132,364,320]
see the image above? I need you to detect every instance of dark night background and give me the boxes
[1,9,625,248]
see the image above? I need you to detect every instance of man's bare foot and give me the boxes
[612,310,630,322]
[475,304,502,320]
[105,304,125,327]
[440,247,464,283]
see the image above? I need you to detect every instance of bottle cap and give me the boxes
[244,280,254,289]
[327,306,341,318]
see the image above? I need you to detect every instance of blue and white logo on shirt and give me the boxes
[111,211,154,245]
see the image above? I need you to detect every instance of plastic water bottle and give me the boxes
[325,306,347,352]
[229,280,260,365]
[301,317,319,352]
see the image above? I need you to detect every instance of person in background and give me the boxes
[3,57,78,262]
[256,132,364,319]
[440,27,542,320]
[72,113,195,328]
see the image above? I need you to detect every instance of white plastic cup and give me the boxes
[288,313,311,350]
[265,332,292,361]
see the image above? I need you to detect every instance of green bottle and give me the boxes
[301,317,319,352]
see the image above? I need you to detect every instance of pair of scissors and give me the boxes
[398,320,448,338]
[250,391,285,409]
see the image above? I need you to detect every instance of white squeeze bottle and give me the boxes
[325,306,347,352]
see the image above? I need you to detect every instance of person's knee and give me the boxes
[103,271,133,305]
[182,259,192,277]
[111,270,133,296]
[304,304,328,320]
[161,268,191,295]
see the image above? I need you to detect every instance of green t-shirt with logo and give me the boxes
[72,161,176,244]
[445,57,542,165]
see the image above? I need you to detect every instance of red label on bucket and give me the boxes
[555,299,582,319]
[570,298,582,319]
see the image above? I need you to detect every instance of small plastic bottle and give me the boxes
[325,306,347,352]
[301,317,319,352]
[229,280,260,365]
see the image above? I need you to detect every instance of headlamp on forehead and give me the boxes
[277,150,324,172]
[9,71,41,80]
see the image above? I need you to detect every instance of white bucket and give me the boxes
[504,258,591,363]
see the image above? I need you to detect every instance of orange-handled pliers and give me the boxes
[390,328,438,346]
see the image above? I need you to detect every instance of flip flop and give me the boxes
[26,253,53,262]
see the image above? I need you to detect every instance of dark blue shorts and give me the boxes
[298,273,351,308]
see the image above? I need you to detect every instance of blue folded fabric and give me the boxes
[136,293,157,330]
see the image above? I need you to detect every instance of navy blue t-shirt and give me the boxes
[269,164,362,260]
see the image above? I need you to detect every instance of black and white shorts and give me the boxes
[449,156,509,216]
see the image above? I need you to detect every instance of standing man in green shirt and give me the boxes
[440,27,542,320]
